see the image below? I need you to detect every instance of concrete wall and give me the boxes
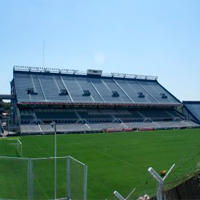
[151,174,200,200]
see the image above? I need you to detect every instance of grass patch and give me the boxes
[0,129,200,199]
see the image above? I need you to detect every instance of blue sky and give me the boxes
[0,0,200,100]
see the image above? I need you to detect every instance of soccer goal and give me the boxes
[0,138,22,157]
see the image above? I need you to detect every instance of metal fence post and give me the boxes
[67,156,71,199]
[148,164,175,200]
[157,183,164,200]
[28,158,33,200]
[83,164,88,200]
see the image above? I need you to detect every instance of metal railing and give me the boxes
[13,65,158,81]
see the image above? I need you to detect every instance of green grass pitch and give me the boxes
[0,128,200,199]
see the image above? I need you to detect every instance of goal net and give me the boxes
[0,138,22,157]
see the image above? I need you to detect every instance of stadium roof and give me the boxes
[13,66,181,106]
[13,65,158,80]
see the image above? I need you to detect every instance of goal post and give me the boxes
[0,138,22,157]
[16,139,23,157]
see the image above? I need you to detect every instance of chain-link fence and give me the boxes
[0,156,87,200]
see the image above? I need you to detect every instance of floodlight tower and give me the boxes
[51,121,57,200]
[148,164,175,200]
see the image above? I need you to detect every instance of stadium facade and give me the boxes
[10,66,199,134]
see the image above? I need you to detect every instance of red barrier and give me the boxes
[123,128,134,132]
[106,128,137,133]
[138,127,155,131]
[106,128,123,133]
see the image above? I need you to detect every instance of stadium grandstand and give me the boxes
[183,101,200,124]
[0,100,3,134]
[0,94,13,135]
[10,66,199,134]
